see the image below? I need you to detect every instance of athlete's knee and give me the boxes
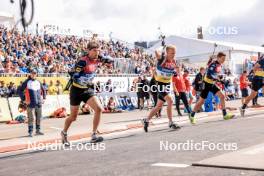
[166,98,173,106]
[156,102,163,109]
[94,106,103,114]
[69,114,78,121]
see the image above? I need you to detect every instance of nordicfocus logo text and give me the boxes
[27,140,106,151]
[136,83,171,92]
[160,140,238,151]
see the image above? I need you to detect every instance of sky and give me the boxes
[0,0,263,45]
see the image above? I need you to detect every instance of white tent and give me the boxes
[0,11,15,28]
[147,35,264,74]
[148,35,264,58]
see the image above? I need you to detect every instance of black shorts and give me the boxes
[241,88,249,97]
[137,92,144,99]
[138,92,150,99]
[200,81,220,99]
[251,76,264,92]
[156,81,171,102]
[70,86,95,106]
[143,92,150,99]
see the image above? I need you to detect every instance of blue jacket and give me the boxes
[19,78,46,108]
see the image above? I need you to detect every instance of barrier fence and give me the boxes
[0,98,12,122]
[0,92,138,122]
[0,74,240,122]
[1,87,259,122]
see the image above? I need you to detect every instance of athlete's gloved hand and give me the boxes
[68,71,74,77]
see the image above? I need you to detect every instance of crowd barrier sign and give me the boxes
[6,92,139,119]
[97,92,138,108]
[8,97,22,120]
[42,95,61,117]
[0,98,12,122]
[4,90,221,119]
[8,96,61,118]
[57,94,70,114]
[3,74,238,119]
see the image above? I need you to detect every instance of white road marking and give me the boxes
[49,127,63,131]
[151,163,190,168]
[243,146,264,155]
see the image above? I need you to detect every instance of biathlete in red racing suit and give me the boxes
[61,41,112,145]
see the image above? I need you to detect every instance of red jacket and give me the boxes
[183,74,191,92]
[240,75,248,89]
[172,74,186,93]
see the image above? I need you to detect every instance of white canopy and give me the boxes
[148,35,264,58]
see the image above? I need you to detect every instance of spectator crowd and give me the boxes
[0,26,154,76]
[0,79,64,97]
[0,25,243,108]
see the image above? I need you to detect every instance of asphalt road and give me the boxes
[1,112,264,176]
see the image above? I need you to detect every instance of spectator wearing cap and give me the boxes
[19,69,46,137]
